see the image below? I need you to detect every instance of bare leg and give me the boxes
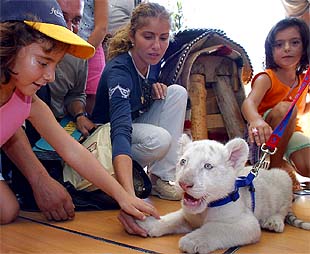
[265,102,300,190]
[0,180,19,224]
[290,147,310,177]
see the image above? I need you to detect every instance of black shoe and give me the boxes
[132,160,152,199]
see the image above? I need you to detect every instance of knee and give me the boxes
[301,162,310,178]
[145,128,171,159]
[0,199,19,225]
[168,84,188,102]
[298,165,310,178]
[155,128,172,159]
[290,148,310,177]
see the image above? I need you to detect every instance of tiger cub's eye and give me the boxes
[204,163,213,170]
[180,158,187,166]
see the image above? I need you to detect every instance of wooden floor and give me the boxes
[1,194,310,254]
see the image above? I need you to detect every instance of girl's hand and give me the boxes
[248,119,273,146]
[117,195,160,237]
[152,82,167,100]
[118,210,148,237]
[118,195,159,221]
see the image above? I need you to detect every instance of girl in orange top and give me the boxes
[242,18,309,180]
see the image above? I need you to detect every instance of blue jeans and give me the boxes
[132,85,188,182]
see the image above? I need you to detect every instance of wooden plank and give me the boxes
[16,195,310,254]
[17,198,221,253]
[0,218,142,254]
[206,114,224,129]
[212,74,246,138]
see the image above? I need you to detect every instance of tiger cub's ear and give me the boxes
[225,138,249,170]
[178,134,192,156]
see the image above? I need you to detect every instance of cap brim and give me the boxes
[24,21,95,59]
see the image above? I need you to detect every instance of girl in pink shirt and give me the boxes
[0,0,158,227]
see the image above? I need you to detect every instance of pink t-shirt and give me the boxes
[0,89,32,146]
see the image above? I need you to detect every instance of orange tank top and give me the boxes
[253,69,307,132]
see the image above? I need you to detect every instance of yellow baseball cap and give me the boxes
[1,0,95,59]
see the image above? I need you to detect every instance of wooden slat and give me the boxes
[212,72,246,138]
[0,218,142,253]
[206,114,224,129]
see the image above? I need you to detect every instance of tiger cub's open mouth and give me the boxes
[183,192,203,207]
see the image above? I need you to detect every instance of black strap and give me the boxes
[134,0,141,7]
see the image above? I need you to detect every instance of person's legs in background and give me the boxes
[85,45,105,115]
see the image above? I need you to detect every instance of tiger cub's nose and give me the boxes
[179,181,193,191]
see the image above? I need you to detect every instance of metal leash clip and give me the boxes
[251,143,277,176]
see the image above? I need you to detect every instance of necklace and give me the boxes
[285,76,298,101]
[128,51,150,104]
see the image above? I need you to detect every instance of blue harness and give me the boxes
[208,172,256,212]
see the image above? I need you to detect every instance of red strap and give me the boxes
[265,68,310,151]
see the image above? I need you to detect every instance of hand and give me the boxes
[152,82,167,100]
[248,119,273,146]
[76,117,96,138]
[31,174,75,221]
[117,196,159,236]
[118,210,148,237]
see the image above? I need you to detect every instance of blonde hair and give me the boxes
[107,2,171,60]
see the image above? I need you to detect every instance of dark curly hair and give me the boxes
[0,22,68,84]
[264,17,309,75]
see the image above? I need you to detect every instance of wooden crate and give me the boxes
[183,55,247,142]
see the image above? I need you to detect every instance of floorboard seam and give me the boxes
[19,215,160,254]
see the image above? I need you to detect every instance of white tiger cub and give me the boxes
[137,135,310,254]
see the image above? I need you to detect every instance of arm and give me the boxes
[29,95,159,221]
[108,64,136,195]
[87,0,108,48]
[113,155,152,237]
[63,57,95,136]
[241,74,273,146]
[1,127,74,221]
[113,154,135,196]
[67,100,96,137]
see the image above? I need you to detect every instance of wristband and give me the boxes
[74,112,88,122]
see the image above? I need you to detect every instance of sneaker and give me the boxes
[151,178,182,201]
